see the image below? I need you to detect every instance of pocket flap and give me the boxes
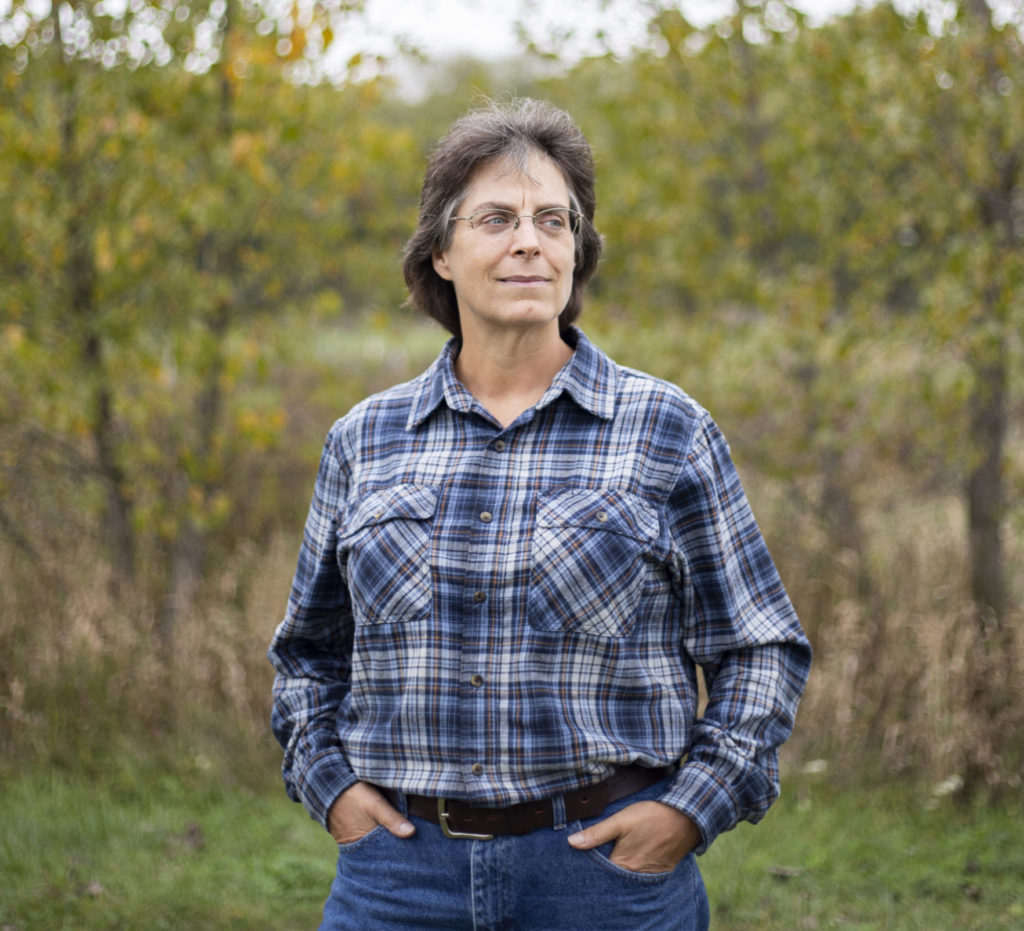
[342,484,438,537]
[536,488,658,542]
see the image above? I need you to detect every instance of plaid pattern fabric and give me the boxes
[268,328,810,852]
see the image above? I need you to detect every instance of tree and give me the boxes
[0,0,421,650]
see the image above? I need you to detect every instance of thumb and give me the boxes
[384,816,416,839]
[372,797,416,839]
[567,814,620,850]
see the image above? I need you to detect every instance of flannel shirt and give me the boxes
[268,328,810,853]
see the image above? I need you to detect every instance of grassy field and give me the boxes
[1,760,1021,930]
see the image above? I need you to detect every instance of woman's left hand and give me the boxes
[567,801,701,874]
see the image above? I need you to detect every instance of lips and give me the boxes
[500,276,549,284]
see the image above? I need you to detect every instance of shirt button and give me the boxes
[471,763,484,776]
[596,510,608,523]
[472,590,487,604]
[479,511,493,523]
[493,440,506,451]
[470,674,484,688]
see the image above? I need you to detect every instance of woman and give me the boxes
[269,98,811,930]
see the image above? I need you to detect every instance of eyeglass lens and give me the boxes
[465,208,578,235]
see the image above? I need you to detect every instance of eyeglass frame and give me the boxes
[448,206,584,237]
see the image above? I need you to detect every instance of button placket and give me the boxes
[459,440,506,787]
[469,499,495,606]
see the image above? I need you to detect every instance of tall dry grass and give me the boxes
[3,482,1020,797]
[776,486,1023,795]
[0,529,296,789]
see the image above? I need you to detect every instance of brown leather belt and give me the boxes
[380,764,674,840]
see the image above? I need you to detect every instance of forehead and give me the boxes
[461,152,570,206]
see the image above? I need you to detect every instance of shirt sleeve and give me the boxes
[267,423,359,828]
[659,413,811,853]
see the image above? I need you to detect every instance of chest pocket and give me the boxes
[339,484,437,625]
[528,488,659,638]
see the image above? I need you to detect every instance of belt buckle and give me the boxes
[437,798,494,841]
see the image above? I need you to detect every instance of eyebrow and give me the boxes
[469,200,571,213]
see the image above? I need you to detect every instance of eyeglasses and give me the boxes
[450,207,582,238]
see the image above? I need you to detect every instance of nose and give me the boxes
[510,215,542,253]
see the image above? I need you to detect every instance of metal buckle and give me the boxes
[436,798,494,841]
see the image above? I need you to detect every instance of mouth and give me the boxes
[500,276,549,284]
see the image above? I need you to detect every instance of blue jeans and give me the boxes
[320,775,710,930]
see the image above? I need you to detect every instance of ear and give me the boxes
[432,248,454,281]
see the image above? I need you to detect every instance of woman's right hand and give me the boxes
[327,781,416,844]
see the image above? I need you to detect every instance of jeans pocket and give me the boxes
[528,488,659,638]
[336,823,389,853]
[570,823,676,884]
[339,484,437,625]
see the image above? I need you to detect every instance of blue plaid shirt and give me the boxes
[269,328,810,852]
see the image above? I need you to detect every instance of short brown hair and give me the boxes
[402,98,603,339]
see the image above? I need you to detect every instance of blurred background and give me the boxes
[1,1,1022,927]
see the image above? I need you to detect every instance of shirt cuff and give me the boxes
[296,748,360,829]
[658,760,741,855]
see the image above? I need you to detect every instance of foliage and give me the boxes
[1,0,1022,805]
[0,4,421,646]
[0,0,375,81]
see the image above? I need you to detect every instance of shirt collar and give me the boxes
[406,326,617,430]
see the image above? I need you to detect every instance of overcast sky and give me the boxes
[341,0,863,63]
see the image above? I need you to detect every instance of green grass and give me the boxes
[0,763,332,930]
[1,763,1021,929]
[701,775,1024,930]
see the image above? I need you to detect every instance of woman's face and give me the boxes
[432,151,576,343]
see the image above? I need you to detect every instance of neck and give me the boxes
[454,323,573,427]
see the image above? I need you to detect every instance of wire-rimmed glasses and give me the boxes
[450,207,583,238]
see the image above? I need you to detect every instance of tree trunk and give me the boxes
[965,336,1006,625]
[958,0,1017,799]
[156,298,229,655]
[56,17,136,592]
[156,1,237,653]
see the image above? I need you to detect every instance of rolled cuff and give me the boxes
[658,760,748,855]
[293,748,360,829]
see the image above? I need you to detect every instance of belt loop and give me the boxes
[393,788,409,817]
[551,793,567,831]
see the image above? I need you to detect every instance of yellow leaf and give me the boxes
[230,132,255,165]
[289,27,306,60]
[95,227,115,274]
[3,324,26,350]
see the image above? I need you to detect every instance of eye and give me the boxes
[473,210,515,228]
[536,209,570,232]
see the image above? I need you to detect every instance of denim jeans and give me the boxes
[320,774,710,930]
